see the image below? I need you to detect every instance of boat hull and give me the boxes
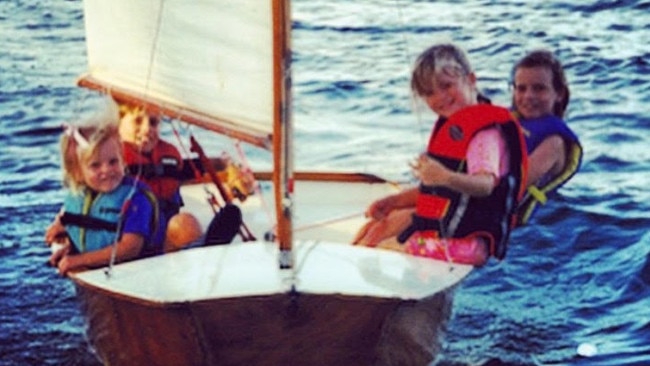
[74,279,456,366]
[69,177,471,365]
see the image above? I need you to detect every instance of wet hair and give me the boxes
[60,101,122,193]
[511,49,570,118]
[411,43,474,97]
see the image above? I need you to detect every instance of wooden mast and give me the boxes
[272,0,293,269]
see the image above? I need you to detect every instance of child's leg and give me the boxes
[374,236,405,252]
[352,209,413,247]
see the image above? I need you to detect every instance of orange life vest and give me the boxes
[398,104,528,260]
[123,140,183,215]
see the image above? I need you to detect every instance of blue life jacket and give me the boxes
[61,177,161,256]
[517,114,583,225]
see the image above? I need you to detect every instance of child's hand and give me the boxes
[54,252,86,276]
[44,215,67,245]
[55,255,73,276]
[365,195,396,220]
[413,154,451,186]
[49,242,70,269]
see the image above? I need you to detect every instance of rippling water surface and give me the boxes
[2,1,649,365]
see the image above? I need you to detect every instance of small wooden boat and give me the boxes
[68,1,473,364]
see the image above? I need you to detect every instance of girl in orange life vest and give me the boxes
[511,49,582,224]
[44,104,163,275]
[353,43,527,266]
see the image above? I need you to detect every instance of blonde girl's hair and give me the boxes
[60,100,122,193]
[410,43,474,97]
[511,49,570,118]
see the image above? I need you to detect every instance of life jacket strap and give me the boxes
[127,162,181,179]
[60,212,118,232]
[398,214,442,243]
[527,185,548,204]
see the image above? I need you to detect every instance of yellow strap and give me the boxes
[142,189,160,240]
[80,192,97,252]
[527,185,547,205]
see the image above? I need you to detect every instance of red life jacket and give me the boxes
[398,104,528,260]
[123,140,183,207]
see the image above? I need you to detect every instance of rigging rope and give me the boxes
[105,0,166,278]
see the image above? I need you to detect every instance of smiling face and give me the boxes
[80,137,125,193]
[513,66,564,119]
[421,70,477,118]
[411,44,478,119]
[118,109,160,153]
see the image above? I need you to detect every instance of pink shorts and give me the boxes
[405,231,488,266]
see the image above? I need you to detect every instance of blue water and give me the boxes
[1,0,649,365]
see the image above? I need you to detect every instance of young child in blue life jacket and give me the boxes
[44,103,164,275]
[353,43,527,266]
[510,49,582,225]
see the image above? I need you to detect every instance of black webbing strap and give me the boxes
[60,212,118,232]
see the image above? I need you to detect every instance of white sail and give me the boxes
[82,0,273,145]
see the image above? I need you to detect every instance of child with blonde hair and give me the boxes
[354,43,527,266]
[45,101,163,275]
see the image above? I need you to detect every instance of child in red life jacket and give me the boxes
[354,43,527,266]
[118,103,184,218]
[117,102,202,251]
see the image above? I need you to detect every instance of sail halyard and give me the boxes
[272,0,294,270]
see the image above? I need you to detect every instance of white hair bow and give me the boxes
[62,123,89,149]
